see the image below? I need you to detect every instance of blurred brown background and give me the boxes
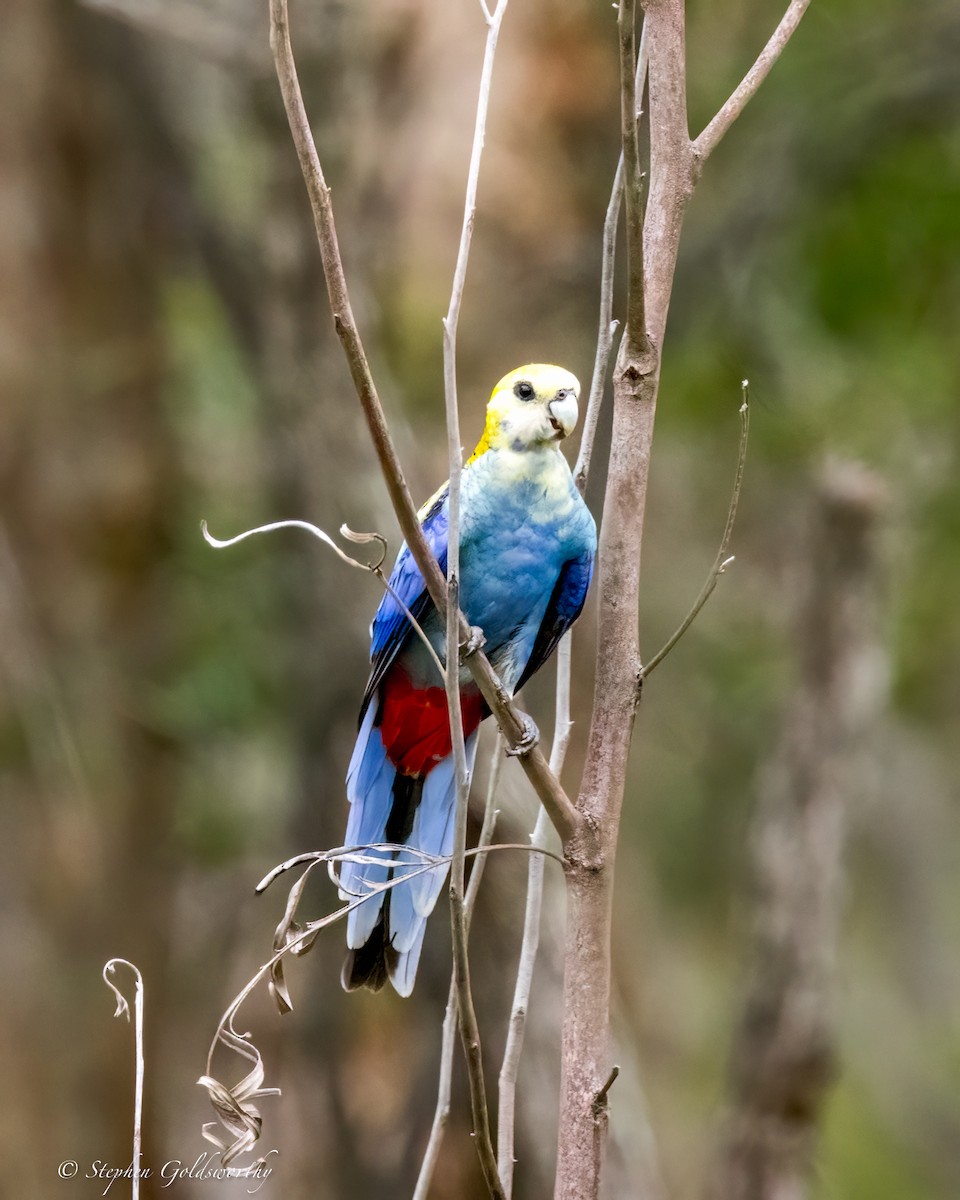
[1,0,958,1197]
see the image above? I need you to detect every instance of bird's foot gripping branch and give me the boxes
[504,713,541,759]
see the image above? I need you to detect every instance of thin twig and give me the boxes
[498,634,574,1193]
[641,382,750,679]
[441,3,509,1195]
[500,23,651,1187]
[592,1065,621,1117]
[574,15,648,497]
[103,959,145,1200]
[201,518,385,571]
[256,839,564,897]
[574,19,649,492]
[414,740,505,1200]
[208,860,450,1074]
[201,518,446,682]
[618,0,648,357]
[204,855,464,1163]
[547,638,576,782]
[574,158,622,496]
[693,0,812,165]
[256,843,437,894]
[466,747,506,923]
[202,836,558,1165]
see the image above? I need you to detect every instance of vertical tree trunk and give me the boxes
[705,462,888,1200]
[0,0,180,1184]
[555,2,693,1196]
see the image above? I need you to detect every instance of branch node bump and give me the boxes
[621,362,643,385]
[592,1064,621,1118]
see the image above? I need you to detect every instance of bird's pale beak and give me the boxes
[548,393,579,439]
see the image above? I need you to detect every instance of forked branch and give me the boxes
[555,0,691,1195]
[642,383,750,680]
[693,0,811,164]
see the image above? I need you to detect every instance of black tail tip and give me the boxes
[341,911,399,994]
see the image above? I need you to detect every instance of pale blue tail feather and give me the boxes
[389,731,480,949]
[392,920,428,998]
[342,701,393,949]
[389,730,479,993]
[342,696,480,993]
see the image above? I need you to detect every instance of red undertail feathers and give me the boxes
[379,668,485,776]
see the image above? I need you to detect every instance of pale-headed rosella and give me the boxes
[340,364,597,995]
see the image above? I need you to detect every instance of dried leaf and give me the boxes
[198,1029,280,1165]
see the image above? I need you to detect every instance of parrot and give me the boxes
[339,363,597,996]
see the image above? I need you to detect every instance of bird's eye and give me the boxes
[514,381,535,402]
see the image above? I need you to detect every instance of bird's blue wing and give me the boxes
[514,550,594,693]
[359,485,449,720]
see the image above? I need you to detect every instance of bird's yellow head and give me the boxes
[468,364,580,463]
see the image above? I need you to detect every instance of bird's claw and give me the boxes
[505,713,540,757]
[459,625,486,661]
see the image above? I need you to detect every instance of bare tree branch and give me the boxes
[693,0,812,166]
[555,0,694,1193]
[704,461,888,1200]
[498,19,650,1166]
[102,960,145,1200]
[201,518,447,684]
[575,169,622,496]
[556,0,811,1189]
[574,18,649,494]
[619,0,649,357]
[641,383,750,679]
[439,3,510,1194]
[200,839,559,1164]
[497,636,573,1194]
[267,0,578,844]
[414,741,504,1200]
[446,601,504,1198]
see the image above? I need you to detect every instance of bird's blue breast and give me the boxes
[457,448,595,684]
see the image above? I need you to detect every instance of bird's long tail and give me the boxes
[340,698,480,996]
